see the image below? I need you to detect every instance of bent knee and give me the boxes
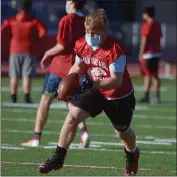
[115,127,132,138]
[70,106,89,122]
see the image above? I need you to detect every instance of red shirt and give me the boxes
[48,13,85,77]
[75,36,133,99]
[141,20,162,55]
[1,12,46,55]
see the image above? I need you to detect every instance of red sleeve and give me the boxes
[1,19,10,32]
[56,16,70,46]
[35,19,47,39]
[74,40,81,58]
[141,23,151,37]
[1,19,12,39]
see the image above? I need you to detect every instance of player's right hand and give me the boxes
[40,53,50,69]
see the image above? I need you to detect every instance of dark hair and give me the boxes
[67,0,86,10]
[143,6,155,18]
[19,0,32,13]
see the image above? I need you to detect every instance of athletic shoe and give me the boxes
[124,148,140,176]
[21,137,40,147]
[11,94,17,103]
[80,132,91,148]
[139,96,150,103]
[37,153,65,174]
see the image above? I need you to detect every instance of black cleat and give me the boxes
[37,153,65,174]
[11,94,17,103]
[124,148,140,176]
[139,96,150,103]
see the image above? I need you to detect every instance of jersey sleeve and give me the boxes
[56,16,70,46]
[74,38,84,58]
[109,55,126,72]
[75,55,83,63]
[1,19,10,32]
[141,23,151,37]
[35,19,47,39]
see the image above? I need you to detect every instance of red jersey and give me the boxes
[141,20,162,58]
[48,13,85,77]
[75,36,133,99]
[1,12,46,55]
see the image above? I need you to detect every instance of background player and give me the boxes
[37,9,140,176]
[21,0,91,148]
[139,6,162,103]
[1,0,46,103]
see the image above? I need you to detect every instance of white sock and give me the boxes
[125,147,136,153]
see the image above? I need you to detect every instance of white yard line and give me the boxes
[2,112,176,122]
[2,161,176,173]
[1,146,25,150]
[3,129,176,141]
[2,102,176,113]
[1,143,175,155]
[2,118,176,130]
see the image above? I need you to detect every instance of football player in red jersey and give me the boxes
[21,0,91,148]
[37,9,140,176]
[139,6,162,103]
[1,0,46,103]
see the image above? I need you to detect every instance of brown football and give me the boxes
[57,73,80,100]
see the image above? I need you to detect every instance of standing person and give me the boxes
[139,6,162,103]
[22,0,91,148]
[1,0,47,103]
[37,9,140,176]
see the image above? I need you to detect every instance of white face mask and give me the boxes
[65,8,70,14]
[65,1,71,14]
[85,35,101,47]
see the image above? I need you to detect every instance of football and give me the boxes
[57,73,80,100]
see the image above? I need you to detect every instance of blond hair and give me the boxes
[85,9,108,32]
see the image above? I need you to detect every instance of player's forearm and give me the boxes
[46,44,65,56]
[139,37,146,57]
[68,65,80,74]
[93,78,121,90]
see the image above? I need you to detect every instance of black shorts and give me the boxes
[141,57,160,76]
[73,88,136,132]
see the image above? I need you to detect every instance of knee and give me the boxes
[40,95,52,108]
[115,127,133,139]
[115,130,125,139]
[69,106,88,125]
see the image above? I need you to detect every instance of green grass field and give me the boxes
[1,76,176,176]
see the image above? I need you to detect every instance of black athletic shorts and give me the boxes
[141,57,160,76]
[73,88,136,132]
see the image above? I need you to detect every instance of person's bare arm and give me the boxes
[68,56,86,75]
[45,43,65,56]
[93,72,123,89]
[139,36,147,60]
[40,44,65,69]
[93,55,126,90]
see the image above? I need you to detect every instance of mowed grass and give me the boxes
[1,76,176,176]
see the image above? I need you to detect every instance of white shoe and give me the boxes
[21,138,40,147]
[80,132,91,148]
